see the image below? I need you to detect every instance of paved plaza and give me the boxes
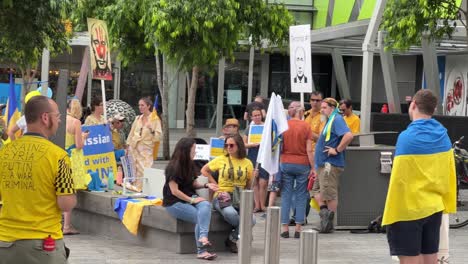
[66,210,468,264]
[64,128,468,263]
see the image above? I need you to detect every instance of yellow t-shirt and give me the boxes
[84,114,105,126]
[112,129,124,150]
[208,155,253,195]
[304,109,325,151]
[0,135,75,241]
[343,113,360,134]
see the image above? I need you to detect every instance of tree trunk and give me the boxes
[19,66,36,110]
[185,66,199,137]
[154,48,170,160]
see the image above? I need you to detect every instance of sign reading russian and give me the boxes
[87,18,112,81]
[210,137,225,158]
[248,125,264,144]
[289,24,312,93]
[82,124,117,182]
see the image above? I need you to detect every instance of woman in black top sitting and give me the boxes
[162,137,219,260]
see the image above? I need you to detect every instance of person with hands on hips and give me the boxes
[163,138,219,261]
[311,98,353,233]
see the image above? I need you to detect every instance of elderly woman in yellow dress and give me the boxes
[126,97,162,189]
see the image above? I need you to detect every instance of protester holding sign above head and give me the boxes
[243,107,268,213]
[163,137,219,261]
[201,134,254,253]
[84,96,105,125]
[63,98,90,235]
[127,97,162,190]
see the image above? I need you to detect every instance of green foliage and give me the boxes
[0,0,72,72]
[382,0,460,51]
[141,0,293,71]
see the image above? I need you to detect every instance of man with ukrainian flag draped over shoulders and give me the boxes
[382,89,456,264]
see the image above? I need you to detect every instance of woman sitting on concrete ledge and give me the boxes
[163,137,219,260]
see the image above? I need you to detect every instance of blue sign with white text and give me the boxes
[82,124,114,155]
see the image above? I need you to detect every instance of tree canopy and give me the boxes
[0,0,72,75]
[141,0,293,71]
[382,0,463,50]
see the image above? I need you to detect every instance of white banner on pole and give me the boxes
[290,24,312,94]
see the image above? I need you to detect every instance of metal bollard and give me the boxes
[264,207,281,264]
[239,190,254,264]
[299,229,318,264]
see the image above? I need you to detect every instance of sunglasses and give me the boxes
[224,143,236,148]
[310,99,321,102]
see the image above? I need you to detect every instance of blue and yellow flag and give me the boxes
[382,119,457,226]
[4,73,21,140]
[114,196,162,235]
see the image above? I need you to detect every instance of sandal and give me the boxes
[196,252,217,260]
[198,239,212,249]
[63,226,80,235]
[253,208,264,213]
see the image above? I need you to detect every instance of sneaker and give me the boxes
[319,208,328,232]
[225,238,238,253]
[325,211,335,233]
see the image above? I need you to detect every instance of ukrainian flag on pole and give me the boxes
[151,95,161,159]
[256,92,288,175]
[5,72,20,137]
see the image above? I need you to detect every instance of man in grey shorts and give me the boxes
[311,98,353,233]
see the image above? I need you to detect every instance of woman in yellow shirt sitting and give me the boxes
[201,134,254,253]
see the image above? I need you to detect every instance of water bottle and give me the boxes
[108,167,115,190]
[116,165,123,186]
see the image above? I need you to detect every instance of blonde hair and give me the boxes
[67,99,82,119]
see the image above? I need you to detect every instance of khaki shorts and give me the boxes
[0,239,67,264]
[311,163,343,201]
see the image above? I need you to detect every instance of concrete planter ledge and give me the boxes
[71,191,232,253]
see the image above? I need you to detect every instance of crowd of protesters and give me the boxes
[0,89,453,264]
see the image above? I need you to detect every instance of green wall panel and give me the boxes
[357,0,376,20]
[332,0,356,25]
[312,0,329,29]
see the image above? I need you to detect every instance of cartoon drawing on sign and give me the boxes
[443,69,466,116]
[88,19,112,81]
[293,46,308,84]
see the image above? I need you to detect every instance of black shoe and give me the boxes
[288,219,296,226]
[225,238,238,253]
[280,231,289,238]
[294,231,300,239]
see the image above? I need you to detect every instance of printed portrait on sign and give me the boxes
[293,46,308,84]
[87,18,112,81]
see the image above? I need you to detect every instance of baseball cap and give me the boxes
[109,114,125,123]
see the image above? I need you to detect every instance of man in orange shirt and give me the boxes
[279,101,314,238]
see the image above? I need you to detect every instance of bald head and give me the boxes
[288,101,304,118]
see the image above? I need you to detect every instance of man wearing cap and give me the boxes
[312,98,353,233]
[221,118,240,139]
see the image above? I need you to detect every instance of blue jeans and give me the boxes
[165,201,212,254]
[213,198,256,242]
[280,163,310,225]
